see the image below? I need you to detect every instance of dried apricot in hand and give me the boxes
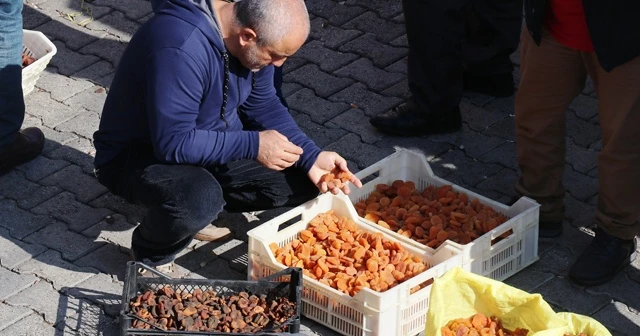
[442,313,529,336]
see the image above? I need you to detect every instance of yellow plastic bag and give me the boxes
[557,312,612,336]
[425,268,610,336]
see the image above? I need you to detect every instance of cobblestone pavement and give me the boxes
[1,0,638,335]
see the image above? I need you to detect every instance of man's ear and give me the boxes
[238,27,258,47]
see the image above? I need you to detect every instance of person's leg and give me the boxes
[95,146,225,267]
[369,0,467,136]
[462,0,522,97]
[514,29,586,237]
[0,0,44,175]
[208,160,318,212]
[568,53,640,286]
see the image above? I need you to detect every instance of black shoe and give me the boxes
[507,196,562,238]
[369,101,461,136]
[463,72,515,97]
[569,228,637,286]
[0,127,45,176]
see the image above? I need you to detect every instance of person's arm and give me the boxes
[144,47,259,166]
[239,65,321,172]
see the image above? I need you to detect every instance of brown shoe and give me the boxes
[194,224,233,241]
[0,127,45,175]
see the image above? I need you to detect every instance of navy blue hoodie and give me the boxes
[93,0,321,172]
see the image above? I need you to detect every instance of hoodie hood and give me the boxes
[152,0,226,52]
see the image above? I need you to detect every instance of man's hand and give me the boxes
[257,130,303,170]
[308,151,362,195]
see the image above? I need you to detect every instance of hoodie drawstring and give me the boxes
[221,52,230,128]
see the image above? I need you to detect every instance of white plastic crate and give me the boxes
[247,193,462,336]
[349,149,540,282]
[22,30,57,96]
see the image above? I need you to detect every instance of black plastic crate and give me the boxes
[121,262,302,336]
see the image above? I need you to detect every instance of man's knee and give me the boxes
[170,166,225,225]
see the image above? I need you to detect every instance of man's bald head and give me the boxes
[233,0,310,47]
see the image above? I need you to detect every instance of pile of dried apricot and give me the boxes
[319,168,352,190]
[442,313,529,336]
[354,181,508,249]
[270,211,431,296]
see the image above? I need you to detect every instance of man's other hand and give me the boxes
[257,130,303,170]
[308,151,362,195]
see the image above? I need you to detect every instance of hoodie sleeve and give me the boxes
[239,65,321,172]
[144,47,260,166]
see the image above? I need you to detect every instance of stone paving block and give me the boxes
[282,82,303,99]
[328,83,402,117]
[334,58,404,91]
[563,165,598,202]
[343,11,405,43]
[0,199,50,239]
[295,40,359,73]
[0,313,56,335]
[326,108,383,144]
[463,92,496,107]
[88,194,145,225]
[306,0,367,26]
[74,244,130,281]
[96,72,115,88]
[380,78,410,98]
[173,242,220,274]
[31,192,112,232]
[0,170,63,210]
[344,0,404,19]
[385,57,407,74]
[40,165,107,203]
[71,60,115,83]
[91,0,152,20]
[325,133,395,169]
[389,34,408,48]
[373,137,453,163]
[476,168,518,198]
[49,40,103,77]
[582,76,596,96]
[478,141,517,170]
[81,214,136,249]
[45,137,96,175]
[287,64,354,97]
[482,114,515,141]
[192,258,245,280]
[6,280,71,325]
[0,302,32,331]
[287,88,351,124]
[592,301,640,336]
[36,17,106,52]
[529,244,575,276]
[503,269,554,293]
[63,85,108,114]
[55,110,101,140]
[63,273,123,317]
[0,227,47,269]
[536,277,610,315]
[210,240,249,274]
[455,127,506,159]
[86,10,141,43]
[309,17,362,49]
[24,221,105,261]
[0,267,39,300]
[282,56,308,75]
[22,4,51,29]
[566,137,598,174]
[435,149,503,188]
[569,94,599,121]
[35,125,79,155]
[57,301,119,335]
[567,110,601,147]
[15,249,97,291]
[25,90,81,128]
[294,114,348,148]
[137,11,154,24]
[339,33,407,68]
[485,95,515,114]
[15,155,70,182]
[587,271,640,311]
[79,37,128,68]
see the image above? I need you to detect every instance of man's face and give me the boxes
[238,28,307,72]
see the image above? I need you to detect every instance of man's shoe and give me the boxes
[194,224,233,241]
[369,101,461,136]
[463,72,515,97]
[569,228,637,286]
[0,127,45,175]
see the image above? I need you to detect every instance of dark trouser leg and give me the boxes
[96,148,225,266]
[0,0,25,150]
[208,160,318,212]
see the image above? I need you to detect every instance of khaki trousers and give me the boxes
[515,29,640,240]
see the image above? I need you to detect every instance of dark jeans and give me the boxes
[95,145,318,266]
[0,0,25,150]
[404,0,522,114]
